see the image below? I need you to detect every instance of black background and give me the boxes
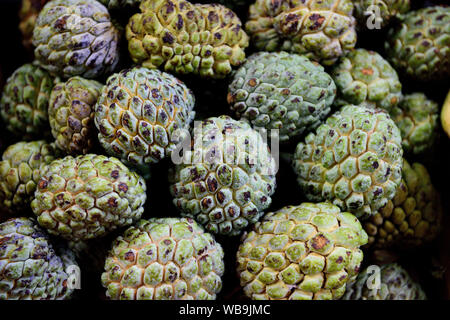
[0,0,449,301]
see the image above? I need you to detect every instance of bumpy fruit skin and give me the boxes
[0,141,59,218]
[169,116,277,236]
[246,0,357,66]
[390,93,438,155]
[385,6,450,81]
[19,0,50,51]
[228,51,336,142]
[101,217,224,300]
[441,90,450,138]
[237,202,368,300]
[95,67,195,165]
[49,77,103,155]
[32,0,121,79]
[353,0,410,29]
[292,105,403,220]
[331,49,402,112]
[343,263,426,300]
[126,0,249,78]
[363,160,442,249]
[0,217,75,300]
[98,0,141,9]
[0,63,55,139]
[31,154,147,241]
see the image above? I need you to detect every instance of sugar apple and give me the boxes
[0,217,76,300]
[353,0,410,29]
[363,159,442,249]
[228,51,336,142]
[101,217,224,300]
[292,105,403,220]
[49,76,103,155]
[95,67,195,166]
[237,202,368,300]
[385,6,450,81]
[31,154,147,241]
[0,63,56,139]
[343,263,426,300]
[169,116,277,236]
[19,0,50,51]
[390,93,438,155]
[441,89,450,139]
[331,49,402,112]
[126,0,249,78]
[32,0,121,79]
[0,141,60,219]
[245,0,357,66]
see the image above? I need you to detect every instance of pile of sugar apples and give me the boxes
[0,0,448,300]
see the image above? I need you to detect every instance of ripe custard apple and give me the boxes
[292,105,403,220]
[32,0,121,79]
[331,49,402,112]
[0,63,56,139]
[385,6,450,81]
[245,0,357,66]
[169,116,277,236]
[49,76,103,155]
[126,0,249,78]
[343,263,426,300]
[0,141,60,218]
[101,217,224,300]
[228,51,336,142]
[353,0,410,29]
[237,202,368,300]
[31,154,147,241]
[19,0,50,51]
[364,159,442,249]
[0,217,76,300]
[390,93,439,155]
[441,89,450,139]
[95,67,195,166]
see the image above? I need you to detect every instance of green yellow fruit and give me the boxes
[292,105,403,219]
[237,202,368,300]
[169,116,277,236]
[440,90,450,138]
[18,0,50,50]
[246,0,357,66]
[126,0,249,78]
[95,67,195,165]
[31,154,147,241]
[228,51,336,142]
[101,217,224,300]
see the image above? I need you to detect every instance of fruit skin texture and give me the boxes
[228,51,336,142]
[31,154,147,241]
[95,67,195,166]
[353,0,410,29]
[331,49,402,112]
[363,159,442,249]
[390,93,438,155]
[245,0,357,66]
[126,0,249,78]
[0,141,60,218]
[32,0,121,79]
[0,63,55,139]
[385,6,450,81]
[101,217,224,300]
[343,263,426,300]
[292,105,403,220]
[441,90,450,138]
[0,217,76,300]
[19,0,50,51]
[237,202,368,300]
[49,77,103,155]
[169,116,277,236]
